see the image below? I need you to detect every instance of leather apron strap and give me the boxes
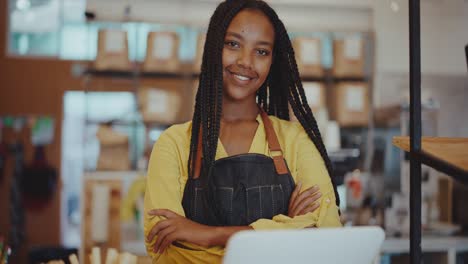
[193,107,288,179]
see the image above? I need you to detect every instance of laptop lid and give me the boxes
[223,226,385,264]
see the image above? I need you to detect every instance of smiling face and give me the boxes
[222,9,275,103]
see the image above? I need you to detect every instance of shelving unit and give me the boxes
[84,69,367,83]
[393,136,468,183]
[83,69,199,80]
[392,1,468,263]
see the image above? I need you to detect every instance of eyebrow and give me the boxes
[226,31,273,47]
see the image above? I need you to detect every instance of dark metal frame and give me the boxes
[414,151,468,184]
[465,44,468,71]
[408,0,422,262]
[408,1,468,263]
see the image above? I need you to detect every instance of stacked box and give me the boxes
[143,32,180,72]
[138,87,182,124]
[96,126,130,171]
[290,82,326,121]
[332,36,365,77]
[95,29,131,71]
[327,82,369,127]
[292,37,324,77]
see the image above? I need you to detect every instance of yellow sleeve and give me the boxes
[250,128,342,230]
[143,130,186,260]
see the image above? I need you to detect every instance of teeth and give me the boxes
[234,74,250,81]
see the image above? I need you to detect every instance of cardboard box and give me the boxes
[332,36,365,77]
[96,126,131,171]
[290,82,326,121]
[292,38,324,77]
[138,87,182,124]
[193,34,206,73]
[143,32,180,72]
[327,82,369,127]
[95,29,131,71]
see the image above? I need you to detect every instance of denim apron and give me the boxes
[182,109,295,226]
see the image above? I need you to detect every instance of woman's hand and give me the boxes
[288,183,322,217]
[146,209,214,254]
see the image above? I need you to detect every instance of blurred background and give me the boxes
[0,0,467,263]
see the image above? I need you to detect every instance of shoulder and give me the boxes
[268,115,322,161]
[268,115,306,141]
[153,120,192,153]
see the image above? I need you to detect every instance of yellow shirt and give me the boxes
[144,115,342,263]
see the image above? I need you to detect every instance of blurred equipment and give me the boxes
[8,142,26,254]
[0,142,7,182]
[121,176,146,242]
[453,181,468,234]
[328,148,360,186]
[82,177,122,263]
[0,238,12,264]
[224,227,385,264]
[324,121,341,152]
[344,169,366,209]
[41,249,142,264]
[28,247,77,264]
[20,145,58,210]
[95,29,131,71]
[142,32,180,72]
[91,184,111,243]
[354,196,384,226]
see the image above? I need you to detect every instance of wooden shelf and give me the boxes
[301,76,367,82]
[393,136,468,183]
[84,69,198,79]
[84,69,367,83]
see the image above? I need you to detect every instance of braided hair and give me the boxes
[189,0,340,206]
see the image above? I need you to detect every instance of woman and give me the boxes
[144,0,342,263]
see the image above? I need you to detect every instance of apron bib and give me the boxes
[182,109,295,226]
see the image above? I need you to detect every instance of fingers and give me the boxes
[288,182,302,212]
[154,225,176,254]
[291,190,322,217]
[159,233,177,254]
[146,219,171,243]
[290,185,319,213]
[298,201,321,216]
[148,209,178,219]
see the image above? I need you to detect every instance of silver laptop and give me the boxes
[223,226,385,264]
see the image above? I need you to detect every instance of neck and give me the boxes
[222,95,259,122]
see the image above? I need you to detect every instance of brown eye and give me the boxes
[225,41,240,48]
[257,49,270,56]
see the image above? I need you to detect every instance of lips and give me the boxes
[226,65,258,87]
[227,71,255,86]
[232,73,253,81]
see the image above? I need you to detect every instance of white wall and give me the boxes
[86,0,373,31]
[373,0,468,75]
[372,0,468,137]
[373,0,468,111]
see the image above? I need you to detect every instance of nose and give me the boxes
[236,48,253,69]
